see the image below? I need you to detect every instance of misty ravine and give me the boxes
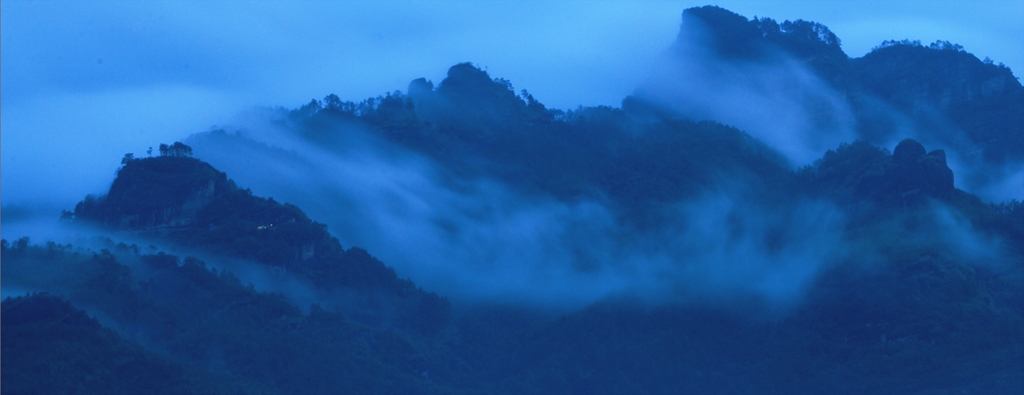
[3,6,1023,395]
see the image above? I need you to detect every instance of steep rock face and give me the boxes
[676,6,767,60]
[75,156,341,271]
[75,156,231,230]
[648,7,1023,167]
[676,6,849,83]
[891,138,954,197]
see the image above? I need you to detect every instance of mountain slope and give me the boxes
[3,5,1023,394]
[631,6,1022,199]
[1,240,472,394]
[1,292,271,394]
[72,152,452,335]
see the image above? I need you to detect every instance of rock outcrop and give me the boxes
[891,138,955,199]
[75,156,231,230]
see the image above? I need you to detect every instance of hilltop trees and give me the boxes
[158,141,193,157]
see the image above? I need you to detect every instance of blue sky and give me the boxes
[2,0,1022,214]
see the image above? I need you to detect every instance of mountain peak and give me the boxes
[438,62,496,92]
[436,62,523,109]
[678,5,846,62]
[74,153,231,230]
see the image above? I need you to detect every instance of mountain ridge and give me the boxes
[632,5,1022,193]
[3,5,1023,394]
[71,151,454,337]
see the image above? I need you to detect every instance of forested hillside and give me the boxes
[3,5,1022,394]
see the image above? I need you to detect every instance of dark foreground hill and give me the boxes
[1,293,269,394]
[5,136,1022,393]
[1,245,468,394]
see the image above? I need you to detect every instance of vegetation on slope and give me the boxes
[4,5,1022,394]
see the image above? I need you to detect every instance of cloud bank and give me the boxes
[175,111,848,312]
